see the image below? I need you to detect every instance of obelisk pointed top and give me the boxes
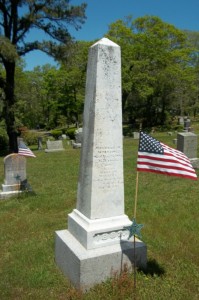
[77,32,123,220]
[91,37,119,48]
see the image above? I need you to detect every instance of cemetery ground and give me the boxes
[0,134,198,300]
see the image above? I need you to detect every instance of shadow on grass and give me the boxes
[120,239,165,278]
[138,258,165,277]
[20,190,37,197]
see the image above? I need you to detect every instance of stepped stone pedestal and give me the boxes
[55,38,147,291]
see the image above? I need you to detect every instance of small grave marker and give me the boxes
[45,140,64,152]
[0,154,31,199]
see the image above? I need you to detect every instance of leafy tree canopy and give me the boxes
[0,0,87,152]
[0,0,87,58]
[106,16,198,127]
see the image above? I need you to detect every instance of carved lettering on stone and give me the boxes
[93,229,129,244]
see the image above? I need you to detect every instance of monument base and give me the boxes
[0,190,22,199]
[2,183,20,192]
[68,209,134,250]
[0,183,21,199]
[45,149,64,153]
[55,229,147,291]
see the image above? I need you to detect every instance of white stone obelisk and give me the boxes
[76,38,124,219]
[55,38,146,290]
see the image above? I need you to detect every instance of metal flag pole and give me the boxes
[134,171,139,219]
[128,127,143,296]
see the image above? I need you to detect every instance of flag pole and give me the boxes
[134,171,139,219]
[134,125,141,219]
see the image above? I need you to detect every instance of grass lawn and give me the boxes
[0,133,199,299]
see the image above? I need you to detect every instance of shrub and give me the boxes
[66,128,76,140]
[50,130,63,140]
[21,131,41,146]
[172,125,184,131]
[123,126,134,137]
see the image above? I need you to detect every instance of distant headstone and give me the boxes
[55,38,147,290]
[75,128,83,143]
[62,134,67,139]
[184,118,191,131]
[133,132,140,139]
[178,116,184,126]
[38,137,43,150]
[73,128,83,149]
[177,132,197,158]
[190,158,199,169]
[0,154,29,199]
[45,140,64,152]
[188,127,194,132]
[72,141,81,149]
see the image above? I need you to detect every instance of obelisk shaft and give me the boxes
[77,38,124,219]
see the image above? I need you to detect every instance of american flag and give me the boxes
[137,132,197,180]
[18,141,36,158]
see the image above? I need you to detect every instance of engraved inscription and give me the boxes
[94,229,129,244]
[93,144,123,191]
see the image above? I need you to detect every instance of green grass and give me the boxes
[0,135,199,299]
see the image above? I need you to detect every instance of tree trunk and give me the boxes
[3,61,18,153]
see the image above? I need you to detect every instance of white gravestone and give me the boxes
[0,154,26,199]
[72,128,83,149]
[55,38,147,290]
[38,137,43,150]
[45,140,64,152]
[75,128,83,143]
[133,132,140,139]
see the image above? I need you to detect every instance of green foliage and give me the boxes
[12,17,199,133]
[107,16,198,127]
[0,36,18,62]
[123,126,134,137]
[0,125,8,153]
[172,124,184,131]
[21,131,41,146]
[50,129,62,140]
[2,5,199,154]
[0,0,87,152]
[66,127,76,140]
[16,61,86,130]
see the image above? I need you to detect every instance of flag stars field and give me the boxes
[139,133,164,154]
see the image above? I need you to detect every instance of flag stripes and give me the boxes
[137,132,197,180]
[18,142,36,158]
